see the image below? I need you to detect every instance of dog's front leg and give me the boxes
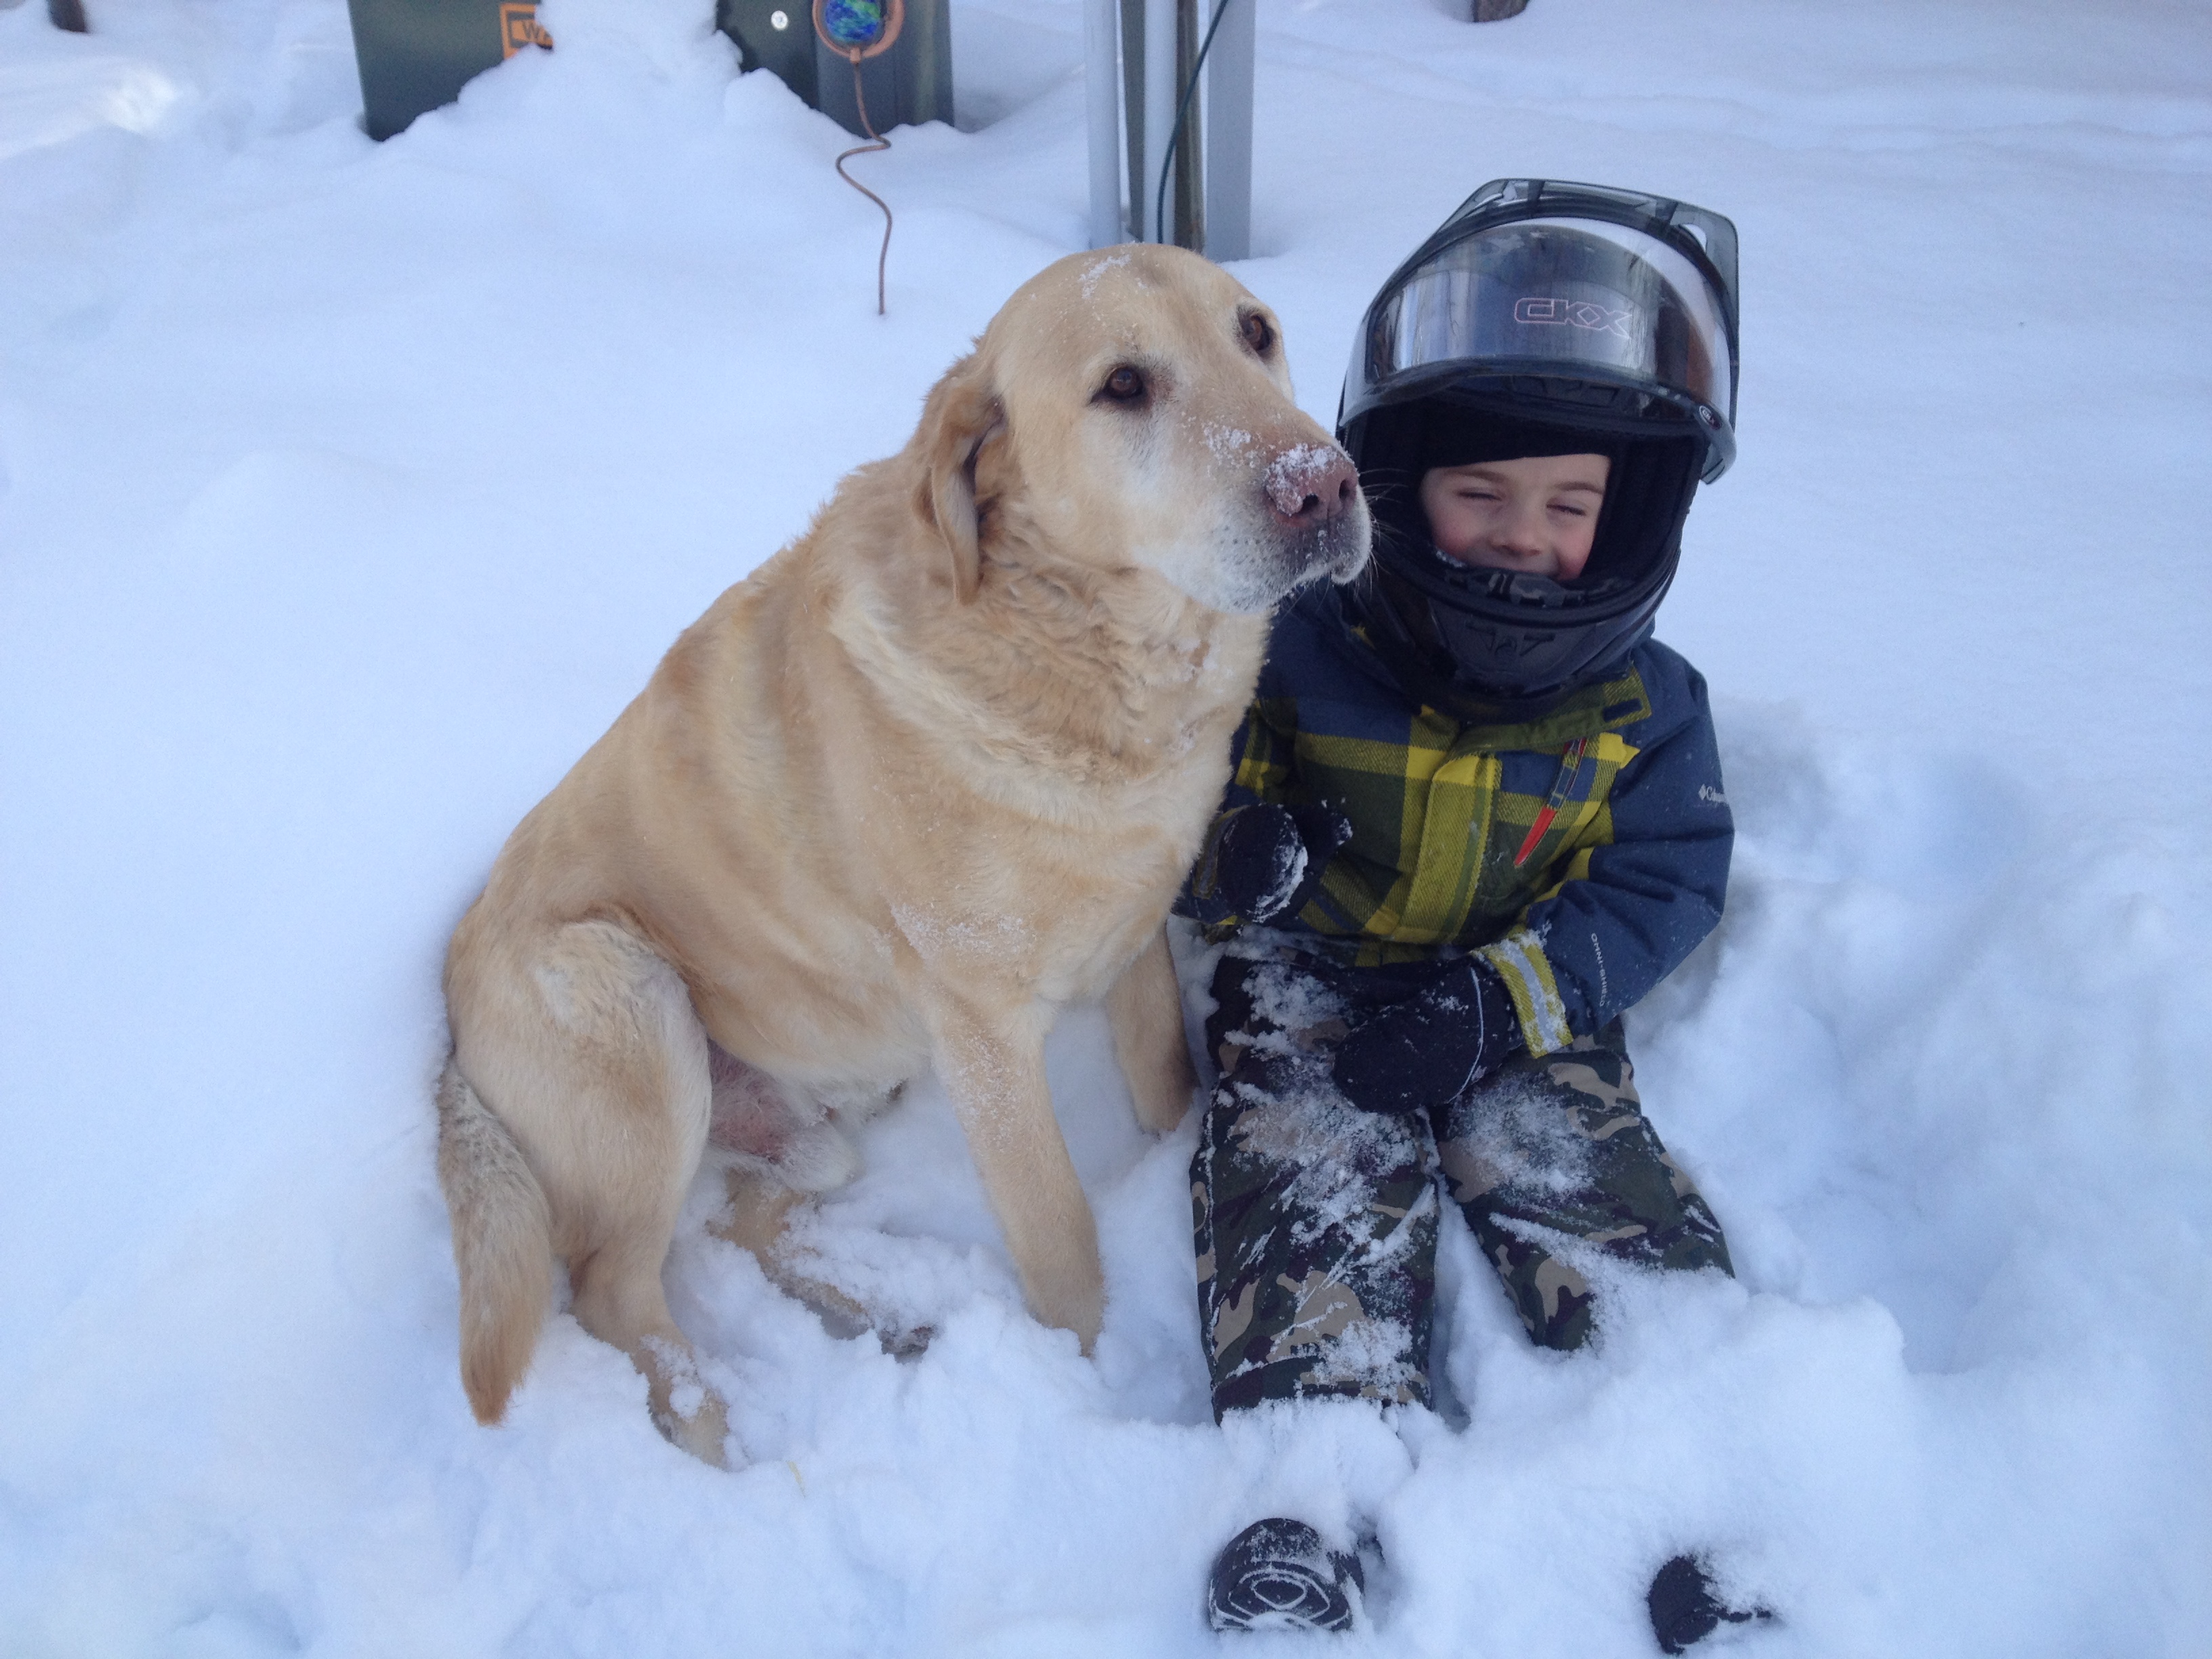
[927,995,1104,1353]
[1105,926,1198,1133]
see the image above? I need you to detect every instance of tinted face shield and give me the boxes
[1342,181,1741,481]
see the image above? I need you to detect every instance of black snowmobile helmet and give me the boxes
[1337,178,1741,705]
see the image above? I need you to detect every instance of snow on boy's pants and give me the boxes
[1191,954,1733,1419]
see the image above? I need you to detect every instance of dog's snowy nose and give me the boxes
[1265,444,1360,529]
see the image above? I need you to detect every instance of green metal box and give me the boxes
[716,0,951,137]
[345,0,948,144]
[346,0,548,142]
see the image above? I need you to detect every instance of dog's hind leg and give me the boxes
[704,1051,897,1343]
[446,917,731,1465]
[712,1166,876,1340]
[568,1232,731,1465]
[1106,926,1199,1133]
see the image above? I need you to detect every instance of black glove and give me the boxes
[1196,802,1353,926]
[1329,956,1522,1115]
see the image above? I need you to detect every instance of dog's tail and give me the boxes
[436,1059,553,1425]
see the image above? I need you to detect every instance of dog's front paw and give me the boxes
[1026,1263,1105,1356]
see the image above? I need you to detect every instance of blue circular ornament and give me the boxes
[821,0,884,49]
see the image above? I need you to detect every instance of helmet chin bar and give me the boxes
[1426,556,1629,613]
[1350,428,1697,704]
[1359,554,1675,709]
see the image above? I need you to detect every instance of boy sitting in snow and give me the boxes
[1181,180,1765,1651]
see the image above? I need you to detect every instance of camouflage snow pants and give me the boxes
[1192,954,1734,1419]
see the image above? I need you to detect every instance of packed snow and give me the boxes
[2,0,2208,1653]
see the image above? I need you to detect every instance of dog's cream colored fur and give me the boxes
[436,245,1370,1463]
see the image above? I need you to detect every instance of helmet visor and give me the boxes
[1363,218,1735,429]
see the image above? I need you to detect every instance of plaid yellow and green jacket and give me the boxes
[1181,585,1732,1057]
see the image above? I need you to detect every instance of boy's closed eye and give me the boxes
[1451,484,1593,514]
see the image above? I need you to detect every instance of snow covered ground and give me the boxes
[2,0,2209,1652]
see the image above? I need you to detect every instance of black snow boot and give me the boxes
[1647,1554,1771,1653]
[1206,1517,1366,1633]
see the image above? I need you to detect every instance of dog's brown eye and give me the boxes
[1100,365,1146,403]
[1240,312,1275,354]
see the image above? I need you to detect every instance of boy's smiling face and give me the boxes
[1418,452,1612,580]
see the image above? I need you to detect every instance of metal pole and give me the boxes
[1084,0,1123,247]
[1141,0,1175,241]
[1204,0,1252,260]
[1170,0,1203,249]
[1120,0,1145,239]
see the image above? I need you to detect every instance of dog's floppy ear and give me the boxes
[914,353,1005,605]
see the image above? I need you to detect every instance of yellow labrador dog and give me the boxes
[436,245,1370,1463]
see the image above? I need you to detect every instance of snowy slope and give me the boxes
[1,0,2208,1654]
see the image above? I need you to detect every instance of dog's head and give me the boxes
[912,246,1370,615]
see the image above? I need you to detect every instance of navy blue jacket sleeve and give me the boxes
[1490,649,1732,1047]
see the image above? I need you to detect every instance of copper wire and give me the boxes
[832,56,894,316]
